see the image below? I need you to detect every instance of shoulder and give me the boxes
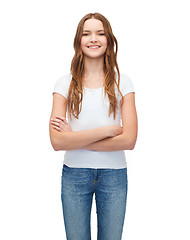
[115,72,135,97]
[119,73,133,85]
[52,73,72,99]
[55,73,72,85]
[115,72,132,84]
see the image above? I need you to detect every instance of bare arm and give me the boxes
[82,128,137,151]
[82,92,138,151]
[50,125,111,151]
[50,116,123,151]
[49,93,123,151]
[82,133,132,151]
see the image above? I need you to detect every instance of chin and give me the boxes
[83,51,106,59]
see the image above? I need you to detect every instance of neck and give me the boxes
[83,56,105,81]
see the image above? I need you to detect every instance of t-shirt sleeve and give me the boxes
[120,74,135,97]
[52,74,71,99]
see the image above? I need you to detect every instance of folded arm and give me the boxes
[82,92,138,151]
[49,92,137,152]
[50,124,113,151]
[49,93,115,151]
[82,133,133,151]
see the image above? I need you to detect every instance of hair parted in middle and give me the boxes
[67,12,124,121]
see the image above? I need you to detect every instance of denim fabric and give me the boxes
[61,164,128,240]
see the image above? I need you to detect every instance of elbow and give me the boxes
[50,138,64,151]
[49,127,67,151]
[129,145,135,150]
[51,140,72,151]
[127,144,134,150]
[122,132,137,150]
[53,145,59,151]
[129,139,137,150]
[124,139,136,150]
[50,140,59,151]
[53,142,67,151]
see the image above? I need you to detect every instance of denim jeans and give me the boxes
[61,164,128,240]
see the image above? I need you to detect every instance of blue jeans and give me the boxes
[61,164,128,240]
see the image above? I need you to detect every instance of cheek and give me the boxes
[81,37,87,47]
[80,39,84,48]
[102,37,107,47]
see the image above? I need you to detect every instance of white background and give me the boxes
[0,0,190,239]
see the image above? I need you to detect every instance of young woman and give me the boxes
[49,12,138,240]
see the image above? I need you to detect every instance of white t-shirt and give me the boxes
[52,73,135,169]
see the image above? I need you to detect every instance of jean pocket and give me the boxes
[61,164,67,178]
[62,164,69,171]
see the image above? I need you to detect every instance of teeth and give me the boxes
[88,46,99,48]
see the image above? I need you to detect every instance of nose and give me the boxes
[90,33,97,42]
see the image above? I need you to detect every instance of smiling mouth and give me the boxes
[87,45,101,49]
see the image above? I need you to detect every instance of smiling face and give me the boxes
[81,18,107,59]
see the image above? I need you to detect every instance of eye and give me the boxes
[99,33,105,35]
[82,33,88,36]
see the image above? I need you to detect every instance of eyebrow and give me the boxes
[83,30,105,32]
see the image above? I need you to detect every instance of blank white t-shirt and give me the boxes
[52,73,135,169]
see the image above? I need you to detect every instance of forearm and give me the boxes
[53,126,110,151]
[82,133,134,151]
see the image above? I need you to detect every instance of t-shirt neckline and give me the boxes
[84,86,104,90]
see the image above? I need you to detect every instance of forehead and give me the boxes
[83,18,104,31]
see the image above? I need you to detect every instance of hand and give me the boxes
[109,125,123,137]
[50,116,72,132]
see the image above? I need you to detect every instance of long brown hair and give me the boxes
[67,12,124,121]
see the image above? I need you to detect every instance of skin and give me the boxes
[51,116,72,132]
[81,18,107,87]
[81,18,107,60]
[51,18,108,131]
[50,18,137,151]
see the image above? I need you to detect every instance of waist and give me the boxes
[63,149,127,169]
